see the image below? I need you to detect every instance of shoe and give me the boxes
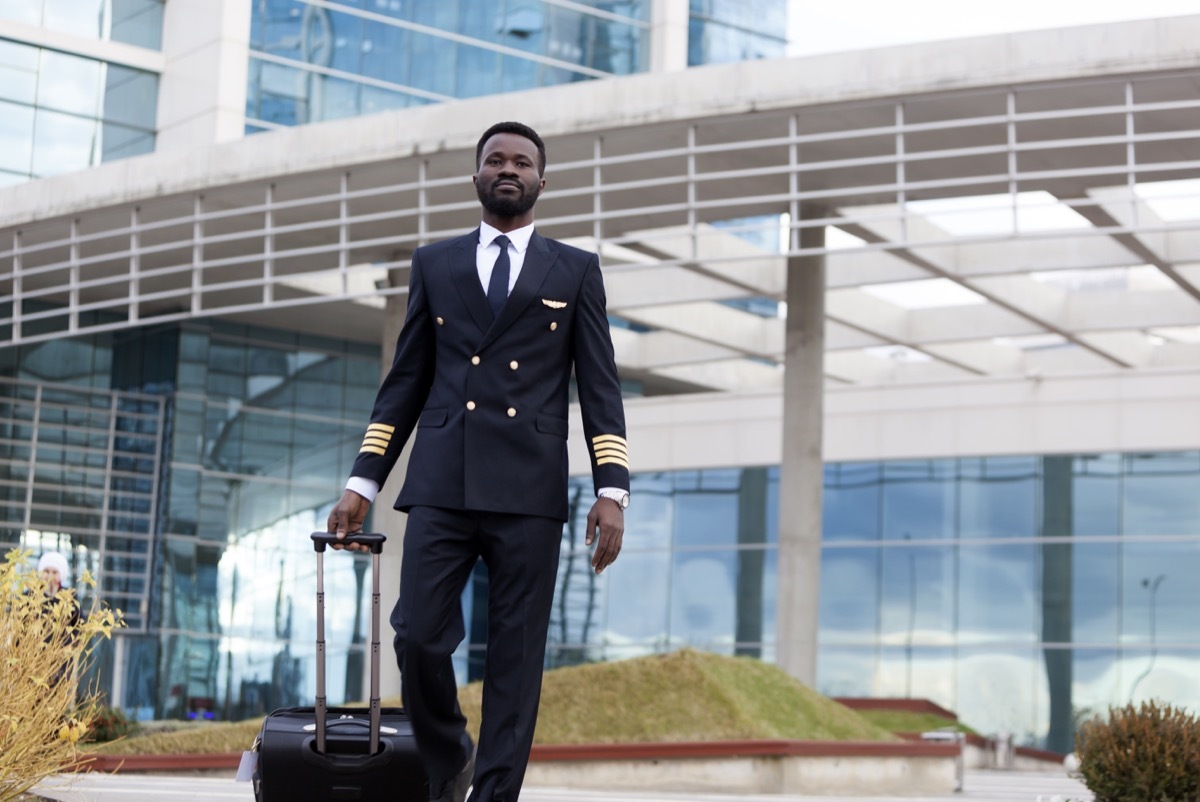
[430,742,475,802]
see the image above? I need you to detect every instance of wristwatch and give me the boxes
[599,489,630,510]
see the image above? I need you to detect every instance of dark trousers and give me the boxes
[391,505,563,802]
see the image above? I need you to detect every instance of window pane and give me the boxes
[1120,541,1200,646]
[43,0,108,40]
[1122,452,1200,536]
[38,50,102,116]
[0,100,34,174]
[818,547,879,643]
[111,0,164,49]
[958,543,1037,643]
[0,0,42,25]
[958,456,1039,538]
[0,40,38,105]
[101,121,154,161]
[103,65,157,128]
[823,462,881,541]
[32,108,98,176]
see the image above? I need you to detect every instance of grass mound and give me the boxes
[88,649,895,755]
[464,649,895,745]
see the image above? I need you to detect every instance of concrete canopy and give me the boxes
[3,15,1200,395]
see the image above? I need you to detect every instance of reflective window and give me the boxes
[1,0,163,48]
[0,40,157,182]
[246,0,649,129]
[688,0,787,66]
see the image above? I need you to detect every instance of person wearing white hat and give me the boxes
[35,551,80,685]
[37,551,70,594]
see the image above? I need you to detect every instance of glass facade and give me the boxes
[0,0,164,49]
[246,0,651,130]
[0,321,383,721]
[0,38,157,185]
[688,0,787,66]
[531,455,1199,752]
[5,313,1199,748]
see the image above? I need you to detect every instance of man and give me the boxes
[327,121,630,802]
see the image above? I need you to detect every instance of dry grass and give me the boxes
[0,549,123,801]
[88,649,896,756]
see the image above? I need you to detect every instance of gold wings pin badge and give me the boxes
[541,299,567,309]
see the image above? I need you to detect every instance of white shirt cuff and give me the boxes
[597,487,627,503]
[346,476,380,503]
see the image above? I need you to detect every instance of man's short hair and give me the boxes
[476,122,546,176]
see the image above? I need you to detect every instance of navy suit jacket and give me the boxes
[350,228,629,522]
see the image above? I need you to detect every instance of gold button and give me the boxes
[436,317,444,325]
[471,355,480,365]
[507,407,516,417]
[509,361,518,370]
[550,322,557,331]
[466,401,476,411]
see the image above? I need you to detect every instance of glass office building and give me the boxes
[246,0,652,130]
[4,2,1199,756]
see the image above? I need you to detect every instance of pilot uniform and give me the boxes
[346,220,629,802]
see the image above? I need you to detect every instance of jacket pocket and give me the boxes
[418,408,447,427]
[535,412,568,439]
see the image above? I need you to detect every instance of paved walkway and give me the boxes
[36,770,1092,802]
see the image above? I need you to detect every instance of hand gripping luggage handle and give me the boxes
[309,531,388,756]
[311,532,385,553]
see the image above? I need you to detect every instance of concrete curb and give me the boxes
[77,740,964,795]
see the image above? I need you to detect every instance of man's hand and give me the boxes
[327,489,371,552]
[585,497,624,574]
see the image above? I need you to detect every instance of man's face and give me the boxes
[474,132,544,218]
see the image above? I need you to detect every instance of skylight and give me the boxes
[1133,179,1200,222]
[1030,266,1175,292]
[907,191,1092,236]
[864,345,932,363]
[860,278,987,309]
[993,333,1068,351]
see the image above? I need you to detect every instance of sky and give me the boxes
[787,0,1200,55]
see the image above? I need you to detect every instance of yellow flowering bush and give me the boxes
[0,549,124,801]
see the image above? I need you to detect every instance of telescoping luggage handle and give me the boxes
[310,532,387,757]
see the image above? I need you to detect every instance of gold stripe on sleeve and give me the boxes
[359,445,387,456]
[367,423,396,434]
[596,456,630,468]
[361,436,390,448]
[592,434,627,447]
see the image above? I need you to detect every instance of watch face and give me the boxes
[619,492,630,509]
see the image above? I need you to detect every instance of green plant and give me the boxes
[1076,700,1200,802]
[87,705,137,743]
[0,549,124,802]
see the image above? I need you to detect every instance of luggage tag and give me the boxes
[235,749,257,782]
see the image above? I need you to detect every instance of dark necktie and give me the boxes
[487,234,511,319]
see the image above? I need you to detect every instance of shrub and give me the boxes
[1076,700,1200,802]
[88,704,137,743]
[0,549,124,802]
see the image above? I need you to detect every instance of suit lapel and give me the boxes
[478,231,557,352]
[448,229,493,335]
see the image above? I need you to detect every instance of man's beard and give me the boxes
[478,180,540,218]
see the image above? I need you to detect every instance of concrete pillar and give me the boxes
[155,0,249,151]
[775,219,825,688]
[362,269,412,702]
[649,0,690,72]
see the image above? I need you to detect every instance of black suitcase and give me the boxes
[252,532,427,801]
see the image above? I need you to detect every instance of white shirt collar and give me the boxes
[479,220,534,253]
